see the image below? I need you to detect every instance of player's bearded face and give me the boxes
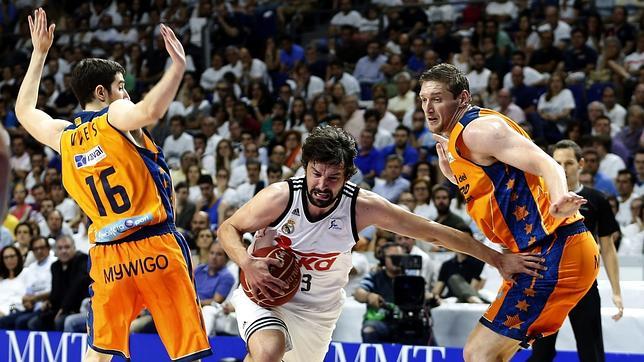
[306,162,345,208]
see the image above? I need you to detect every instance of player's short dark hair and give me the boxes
[419,63,470,96]
[71,58,126,108]
[301,126,357,179]
[553,139,583,161]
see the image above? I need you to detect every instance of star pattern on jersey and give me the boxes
[528,236,537,246]
[513,205,529,221]
[516,300,530,312]
[506,178,515,190]
[503,314,524,330]
[524,223,533,234]
[523,287,536,297]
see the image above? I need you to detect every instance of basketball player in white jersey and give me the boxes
[218,126,546,362]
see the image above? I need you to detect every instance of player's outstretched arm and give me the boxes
[15,8,70,153]
[108,24,186,131]
[218,182,290,298]
[356,189,546,281]
[462,116,586,218]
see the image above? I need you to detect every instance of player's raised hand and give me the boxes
[550,191,587,218]
[496,252,546,281]
[433,134,456,184]
[27,8,55,55]
[159,24,186,70]
[243,256,288,300]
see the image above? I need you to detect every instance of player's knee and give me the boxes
[248,344,285,362]
[463,341,503,362]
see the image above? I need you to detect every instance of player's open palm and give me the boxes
[243,256,288,300]
[159,24,186,69]
[28,8,55,55]
[433,134,456,184]
[496,252,546,281]
[550,191,587,218]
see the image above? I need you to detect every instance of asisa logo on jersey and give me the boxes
[328,218,343,230]
[74,145,106,169]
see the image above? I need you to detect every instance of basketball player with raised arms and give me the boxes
[219,125,546,362]
[15,9,211,361]
[421,63,600,361]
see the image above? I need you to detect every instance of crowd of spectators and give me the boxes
[1,0,644,341]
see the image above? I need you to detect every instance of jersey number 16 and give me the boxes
[85,166,132,216]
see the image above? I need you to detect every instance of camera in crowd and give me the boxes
[388,254,433,346]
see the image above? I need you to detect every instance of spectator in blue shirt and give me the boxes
[194,242,236,305]
[377,125,419,177]
[279,35,304,71]
[373,155,411,203]
[355,129,380,185]
[583,148,618,196]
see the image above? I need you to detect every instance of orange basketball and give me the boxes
[240,246,301,307]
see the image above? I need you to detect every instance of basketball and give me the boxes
[240,246,301,307]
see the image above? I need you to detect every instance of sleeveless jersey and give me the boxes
[252,176,358,313]
[60,108,174,244]
[447,106,582,252]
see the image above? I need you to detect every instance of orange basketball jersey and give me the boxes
[447,107,582,252]
[60,107,174,244]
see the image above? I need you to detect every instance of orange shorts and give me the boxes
[481,220,599,347]
[87,224,212,360]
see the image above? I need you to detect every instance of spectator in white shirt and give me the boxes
[239,47,271,89]
[537,73,575,141]
[624,33,644,75]
[0,245,25,318]
[486,0,518,22]
[10,134,30,181]
[592,135,626,181]
[50,182,80,227]
[363,109,394,149]
[494,88,526,125]
[616,170,639,226]
[602,86,627,134]
[330,0,364,37]
[200,53,227,92]
[13,237,56,323]
[466,52,492,96]
[544,5,571,48]
[327,59,361,98]
[163,116,195,170]
[291,63,325,103]
[372,95,400,134]
[387,72,416,121]
[502,51,547,89]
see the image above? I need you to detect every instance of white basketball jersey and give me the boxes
[252,176,358,313]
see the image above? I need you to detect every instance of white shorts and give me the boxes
[230,287,342,362]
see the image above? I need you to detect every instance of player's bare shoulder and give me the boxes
[354,188,396,231]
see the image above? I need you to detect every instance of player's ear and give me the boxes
[95,85,107,103]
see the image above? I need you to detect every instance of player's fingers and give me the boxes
[524,261,547,271]
[267,275,288,290]
[521,267,542,278]
[265,257,284,268]
[520,253,545,262]
[28,15,34,33]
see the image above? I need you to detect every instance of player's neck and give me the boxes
[84,100,109,112]
[570,182,583,193]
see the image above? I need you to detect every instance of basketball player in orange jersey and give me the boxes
[420,63,600,361]
[15,9,212,362]
[219,126,546,362]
